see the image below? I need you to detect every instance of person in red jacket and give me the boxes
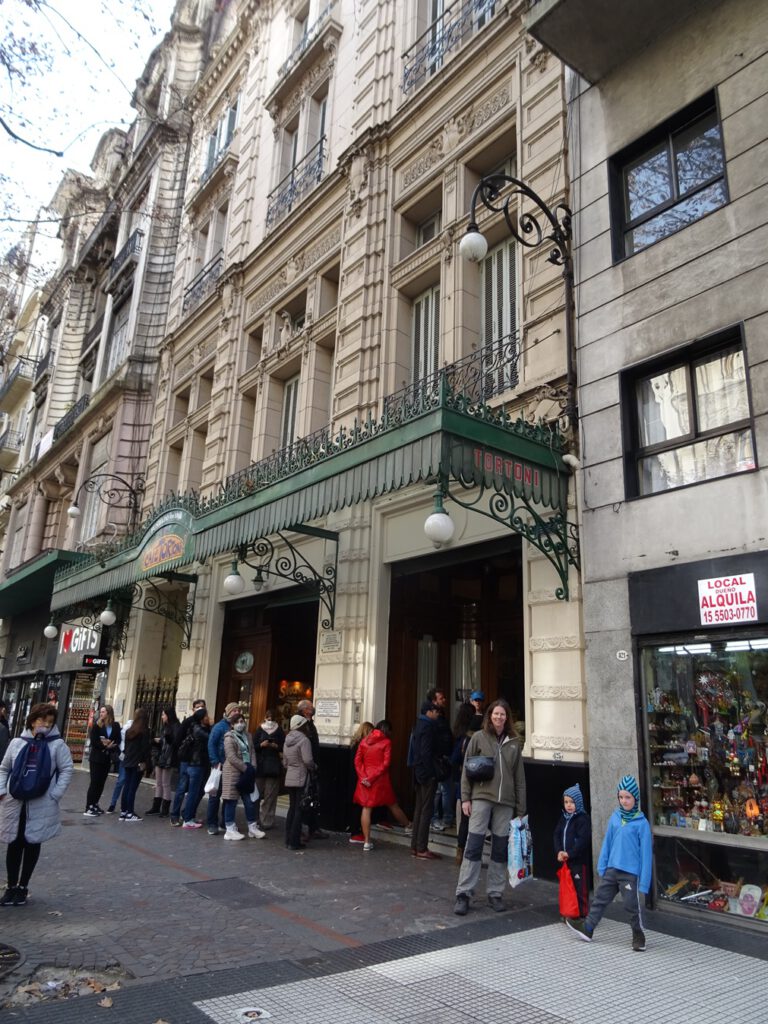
[353,720,411,851]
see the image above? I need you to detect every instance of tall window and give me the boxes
[203,98,239,177]
[612,93,727,259]
[625,331,755,497]
[79,432,112,543]
[280,375,300,449]
[480,239,519,395]
[104,302,130,379]
[9,502,26,568]
[412,285,440,385]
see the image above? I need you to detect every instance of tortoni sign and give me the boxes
[139,509,194,575]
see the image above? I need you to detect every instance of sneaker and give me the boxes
[122,813,142,822]
[182,821,202,830]
[431,821,447,832]
[13,886,28,906]
[348,834,365,844]
[170,817,181,827]
[93,806,105,815]
[488,894,505,913]
[632,928,646,952]
[118,812,127,821]
[565,918,593,942]
[454,893,470,916]
[224,827,244,841]
[363,842,374,852]
[0,886,18,907]
[106,806,115,814]
[248,825,266,839]
[403,825,413,836]
[83,807,99,817]
[207,827,220,836]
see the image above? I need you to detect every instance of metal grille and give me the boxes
[134,674,179,736]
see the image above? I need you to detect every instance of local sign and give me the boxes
[54,620,105,672]
[697,573,758,625]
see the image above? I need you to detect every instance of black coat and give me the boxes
[553,811,592,864]
[189,724,211,769]
[253,724,285,777]
[89,721,122,766]
[155,721,181,769]
[411,715,437,785]
[123,728,152,770]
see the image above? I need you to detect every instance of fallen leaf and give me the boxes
[105,981,121,991]
[98,996,113,1008]
[87,980,106,992]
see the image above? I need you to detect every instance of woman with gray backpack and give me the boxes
[0,702,73,907]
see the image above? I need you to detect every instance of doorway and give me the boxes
[385,538,524,811]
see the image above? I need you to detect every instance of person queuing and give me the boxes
[206,702,242,836]
[0,701,10,762]
[178,708,211,830]
[427,687,454,833]
[169,699,206,826]
[282,714,316,852]
[0,703,73,907]
[453,699,526,916]
[120,708,153,822]
[221,714,265,840]
[253,709,285,832]
[347,721,374,844]
[84,705,121,817]
[296,699,327,840]
[409,700,443,860]
[146,706,180,818]
[353,720,410,851]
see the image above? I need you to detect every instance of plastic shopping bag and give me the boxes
[558,863,580,918]
[508,814,533,887]
[204,766,222,795]
[251,783,260,802]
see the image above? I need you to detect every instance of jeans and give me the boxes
[109,762,128,808]
[180,765,204,823]
[206,779,223,829]
[170,762,192,819]
[456,799,513,897]
[432,778,455,826]
[121,766,142,814]
[285,787,303,849]
[223,793,257,828]
[410,778,437,853]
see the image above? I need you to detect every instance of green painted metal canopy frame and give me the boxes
[50,389,580,612]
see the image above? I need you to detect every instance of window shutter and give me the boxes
[280,376,299,448]
[481,240,518,396]
[412,286,440,385]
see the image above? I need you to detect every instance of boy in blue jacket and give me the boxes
[565,775,652,951]
[553,783,591,918]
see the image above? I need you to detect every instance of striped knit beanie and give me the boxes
[563,783,584,815]
[618,774,641,821]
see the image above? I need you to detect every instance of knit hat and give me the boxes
[563,783,584,814]
[224,702,241,717]
[618,774,641,821]
[290,714,307,731]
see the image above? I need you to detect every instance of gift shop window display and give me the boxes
[641,636,768,925]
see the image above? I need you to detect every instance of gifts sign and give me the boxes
[697,573,758,626]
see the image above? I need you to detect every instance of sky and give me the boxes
[1,0,177,282]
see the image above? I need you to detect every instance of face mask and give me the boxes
[234,722,247,733]
[35,726,52,736]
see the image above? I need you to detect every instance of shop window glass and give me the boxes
[642,638,768,922]
[627,337,755,497]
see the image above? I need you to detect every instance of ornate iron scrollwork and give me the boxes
[235,526,338,629]
[124,577,196,649]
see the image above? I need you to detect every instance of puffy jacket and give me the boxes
[222,730,256,801]
[553,811,591,863]
[460,728,526,815]
[208,718,232,766]
[282,729,315,787]
[0,727,74,844]
[155,721,181,769]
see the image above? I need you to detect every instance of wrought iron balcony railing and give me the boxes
[277,2,335,81]
[403,0,497,94]
[53,394,90,441]
[0,359,36,405]
[0,428,23,453]
[266,138,327,229]
[108,229,143,283]
[182,250,224,316]
[81,316,104,356]
[200,140,233,187]
[33,349,51,383]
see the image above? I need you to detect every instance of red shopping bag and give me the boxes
[558,864,580,918]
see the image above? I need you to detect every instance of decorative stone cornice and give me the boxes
[529,635,581,651]
[530,684,584,700]
[530,734,585,751]
[246,225,342,321]
[528,584,581,605]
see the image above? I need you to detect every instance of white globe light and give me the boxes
[424,510,455,548]
[459,228,488,263]
[67,503,81,519]
[100,603,117,627]
[223,570,245,595]
[43,623,58,640]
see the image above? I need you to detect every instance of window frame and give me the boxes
[621,325,757,500]
[609,92,728,262]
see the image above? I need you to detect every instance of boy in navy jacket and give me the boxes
[565,775,652,952]
[553,782,591,918]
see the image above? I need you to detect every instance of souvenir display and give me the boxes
[642,640,768,926]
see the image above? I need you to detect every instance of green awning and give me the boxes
[51,392,571,610]
[0,549,89,617]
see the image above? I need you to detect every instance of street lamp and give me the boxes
[424,490,455,549]
[43,618,58,640]
[68,473,145,532]
[459,173,576,427]
[223,558,246,595]
[99,599,117,627]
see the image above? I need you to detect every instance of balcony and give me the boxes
[33,349,51,384]
[182,250,224,316]
[266,139,327,230]
[0,359,36,409]
[524,0,706,84]
[0,428,23,469]
[266,4,342,111]
[80,316,105,357]
[52,394,90,442]
[402,0,498,95]
[105,229,143,292]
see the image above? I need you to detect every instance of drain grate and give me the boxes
[186,878,274,908]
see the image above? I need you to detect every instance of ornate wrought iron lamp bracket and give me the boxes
[236,524,339,629]
[125,576,197,650]
[442,472,580,601]
[69,473,146,533]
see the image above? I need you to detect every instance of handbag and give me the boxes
[236,764,256,795]
[464,755,495,782]
[204,766,222,795]
[557,863,580,918]
[299,772,318,811]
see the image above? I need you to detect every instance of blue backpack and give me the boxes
[8,736,53,800]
